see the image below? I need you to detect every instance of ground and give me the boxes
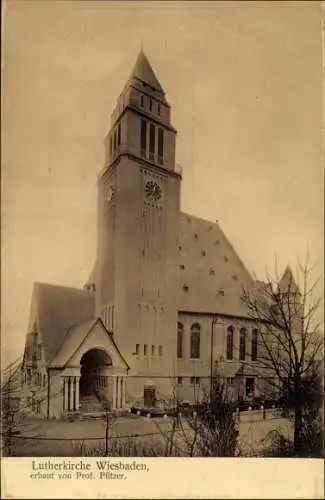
[7,409,293,457]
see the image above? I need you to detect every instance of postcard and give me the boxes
[1,1,324,499]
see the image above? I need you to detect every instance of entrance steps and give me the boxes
[79,411,106,421]
[79,396,103,414]
[76,396,130,420]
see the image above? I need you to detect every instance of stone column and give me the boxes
[60,377,65,413]
[69,377,75,411]
[75,376,80,411]
[112,375,116,410]
[116,376,120,409]
[119,378,123,408]
[64,377,69,411]
[122,377,126,408]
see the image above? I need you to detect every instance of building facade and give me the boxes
[20,52,293,418]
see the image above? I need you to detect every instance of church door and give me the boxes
[143,387,156,407]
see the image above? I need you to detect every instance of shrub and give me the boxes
[72,437,178,457]
[190,375,239,457]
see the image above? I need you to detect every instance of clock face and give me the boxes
[106,185,115,202]
[144,181,162,201]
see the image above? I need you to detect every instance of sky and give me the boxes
[2,1,324,367]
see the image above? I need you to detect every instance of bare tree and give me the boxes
[1,357,68,456]
[1,358,23,455]
[241,257,324,456]
[94,387,115,455]
[152,374,239,457]
[190,373,239,457]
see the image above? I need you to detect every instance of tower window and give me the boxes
[149,123,155,161]
[177,377,182,386]
[158,103,161,115]
[151,345,155,356]
[158,345,163,356]
[141,119,147,157]
[201,250,206,257]
[135,344,140,355]
[144,344,148,356]
[180,264,185,270]
[183,285,189,292]
[117,122,121,146]
[149,98,152,111]
[113,130,117,151]
[140,95,144,108]
[158,128,164,165]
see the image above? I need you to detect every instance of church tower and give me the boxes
[95,51,181,402]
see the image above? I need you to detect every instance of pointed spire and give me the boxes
[278,265,300,294]
[130,50,165,94]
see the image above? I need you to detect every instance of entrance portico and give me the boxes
[48,318,129,417]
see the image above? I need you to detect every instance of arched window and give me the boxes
[177,322,183,358]
[190,323,201,359]
[226,326,234,360]
[252,329,258,361]
[239,328,246,361]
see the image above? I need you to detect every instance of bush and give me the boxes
[72,437,181,457]
[261,430,295,457]
[194,375,239,457]
[261,414,324,458]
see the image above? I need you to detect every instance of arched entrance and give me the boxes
[79,349,112,411]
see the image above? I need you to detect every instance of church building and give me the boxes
[20,52,293,419]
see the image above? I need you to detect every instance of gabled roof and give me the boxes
[278,265,300,294]
[129,50,165,94]
[177,213,255,317]
[26,282,95,364]
[49,318,129,369]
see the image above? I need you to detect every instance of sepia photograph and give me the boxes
[1,0,324,495]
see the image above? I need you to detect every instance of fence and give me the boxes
[3,408,286,457]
